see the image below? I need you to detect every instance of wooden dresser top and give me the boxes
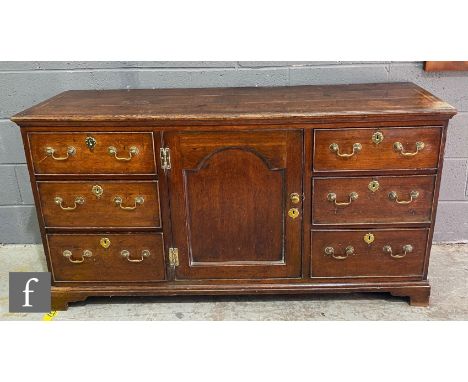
[12,82,456,125]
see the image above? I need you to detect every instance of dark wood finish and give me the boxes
[10,83,457,310]
[47,233,166,282]
[51,290,88,311]
[49,281,431,310]
[165,130,303,279]
[314,127,442,172]
[12,83,456,125]
[311,229,429,278]
[424,61,468,72]
[312,175,435,225]
[37,181,161,228]
[28,132,155,174]
[302,130,313,278]
[390,286,431,306]
[423,122,449,279]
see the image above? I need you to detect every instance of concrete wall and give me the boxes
[0,61,467,243]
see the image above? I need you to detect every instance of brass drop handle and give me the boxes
[388,190,419,204]
[108,146,139,161]
[324,246,355,260]
[121,249,151,262]
[327,192,358,206]
[45,146,76,161]
[54,196,85,210]
[393,141,425,157]
[329,142,362,158]
[63,249,92,264]
[383,244,413,259]
[113,195,145,210]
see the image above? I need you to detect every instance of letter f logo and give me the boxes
[22,278,39,307]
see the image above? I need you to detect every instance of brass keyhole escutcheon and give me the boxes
[288,208,300,219]
[372,131,384,145]
[363,233,375,245]
[92,185,104,199]
[100,237,111,249]
[368,180,380,193]
[290,193,301,204]
[85,136,97,151]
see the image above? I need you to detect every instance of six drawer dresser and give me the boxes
[11,82,456,310]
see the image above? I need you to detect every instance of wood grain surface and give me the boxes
[313,126,441,171]
[164,130,303,280]
[12,83,456,124]
[28,132,156,174]
[47,233,166,282]
[312,175,436,225]
[10,83,457,309]
[37,181,161,228]
[311,229,429,278]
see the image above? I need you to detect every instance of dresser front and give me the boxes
[13,84,455,309]
[310,125,443,282]
[25,128,305,283]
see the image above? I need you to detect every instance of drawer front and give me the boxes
[312,175,435,224]
[313,127,441,172]
[28,132,155,174]
[47,233,166,282]
[38,181,161,228]
[311,229,428,277]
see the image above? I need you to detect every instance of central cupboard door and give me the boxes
[164,131,303,279]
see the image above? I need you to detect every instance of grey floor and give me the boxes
[1,243,467,320]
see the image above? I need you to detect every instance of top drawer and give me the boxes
[28,132,156,175]
[313,127,442,172]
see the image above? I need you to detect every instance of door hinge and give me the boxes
[160,147,171,172]
[168,247,179,267]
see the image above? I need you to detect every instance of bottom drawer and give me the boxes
[311,229,429,278]
[47,233,166,282]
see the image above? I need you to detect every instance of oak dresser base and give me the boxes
[12,83,455,312]
[51,281,431,310]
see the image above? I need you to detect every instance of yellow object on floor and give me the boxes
[42,311,58,321]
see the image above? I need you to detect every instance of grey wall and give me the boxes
[0,61,467,243]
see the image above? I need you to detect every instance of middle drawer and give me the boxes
[312,175,435,225]
[37,180,161,228]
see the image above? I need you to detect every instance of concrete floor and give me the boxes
[1,243,467,320]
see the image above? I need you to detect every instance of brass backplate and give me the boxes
[368,180,380,193]
[92,184,104,199]
[85,136,97,150]
[100,237,111,249]
[288,208,300,219]
[363,233,375,245]
[372,131,384,145]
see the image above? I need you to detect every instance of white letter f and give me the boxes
[22,278,39,307]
